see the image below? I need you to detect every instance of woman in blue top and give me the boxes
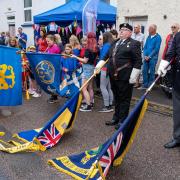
[98,32,114,113]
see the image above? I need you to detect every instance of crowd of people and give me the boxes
[0,24,178,107]
[1,22,180,148]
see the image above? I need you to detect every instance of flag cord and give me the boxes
[79,59,109,91]
[85,160,98,180]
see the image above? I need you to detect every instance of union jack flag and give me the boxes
[99,132,123,177]
[37,124,62,149]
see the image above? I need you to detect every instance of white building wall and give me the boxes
[0,0,117,47]
[117,0,180,60]
[0,0,23,32]
[110,0,117,6]
[27,0,66,46]
[0,0,65,47]
[32,0,66,16]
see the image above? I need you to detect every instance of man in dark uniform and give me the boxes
[158,31,180,148]
[96,23,142,130]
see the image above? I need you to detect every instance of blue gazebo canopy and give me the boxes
[33,0,117,24]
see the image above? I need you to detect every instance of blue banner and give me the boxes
[26,53,82,97]
[12,91,82,150]
[26,52,61,95]
[49,95,148,179]
[0,46,22,106]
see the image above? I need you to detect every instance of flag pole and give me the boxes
[20,51,30,100]
[79,59,109,91]
[16,50,74,58]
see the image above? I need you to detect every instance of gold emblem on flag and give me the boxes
[0,64,15,90]
[35,60,55,84]
[81,146,102,164]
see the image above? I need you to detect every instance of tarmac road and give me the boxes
[0,93,179,180]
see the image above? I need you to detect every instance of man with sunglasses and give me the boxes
[162,23,180,59]
[95,23,142,129]
[158,23,180,149]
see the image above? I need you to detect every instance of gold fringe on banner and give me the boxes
[0,138,46,153]
[0,132,5,136]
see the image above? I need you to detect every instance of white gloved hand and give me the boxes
[94,60,105,74]
[129,68,141,84]
[157,59,170,77]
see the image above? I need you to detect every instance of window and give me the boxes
[7,16,15,20]
[24,0,32,22]
[24,0,32,8]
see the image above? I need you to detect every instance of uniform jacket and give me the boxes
[104,38,142,81]
[166,31,180,92]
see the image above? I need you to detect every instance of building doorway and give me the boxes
[9,24,15,37]
[125,16,148,37]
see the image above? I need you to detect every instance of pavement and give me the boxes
[132,86,173,116]
[0,89,179,180]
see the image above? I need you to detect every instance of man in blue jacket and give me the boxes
[17,27,27,50]
[140,24,161,89]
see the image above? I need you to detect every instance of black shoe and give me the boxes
[80,102,86,108]
[98,106,114,113]
[164,139,180,149]
[47,95,58,104]
[105,119,119,126]
[79,104,92,112]
[115,123,123,130]
[90,102,94,108]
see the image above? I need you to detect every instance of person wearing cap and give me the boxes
[95,23,142,130]
[158,30,180,149]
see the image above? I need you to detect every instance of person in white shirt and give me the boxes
[131,24,145,88]
[131,24,145,48]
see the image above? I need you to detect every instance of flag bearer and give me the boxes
[95,23,142,130]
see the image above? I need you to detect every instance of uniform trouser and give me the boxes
[110,77,133,123]
[142,59,157,88]
[100,70,113,107]
[172,89,180,142]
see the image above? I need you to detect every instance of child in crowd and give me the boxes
[45,34,60,54]
[54,34,64,53]
[80,36,87,58]
[69,35,81,56]
[26,45,41,98]
[8,37,19,48]
[45,34,60,103]
[71,32,99,112]
[60,44,82,97]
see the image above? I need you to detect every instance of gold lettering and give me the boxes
[60,157,90,175]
